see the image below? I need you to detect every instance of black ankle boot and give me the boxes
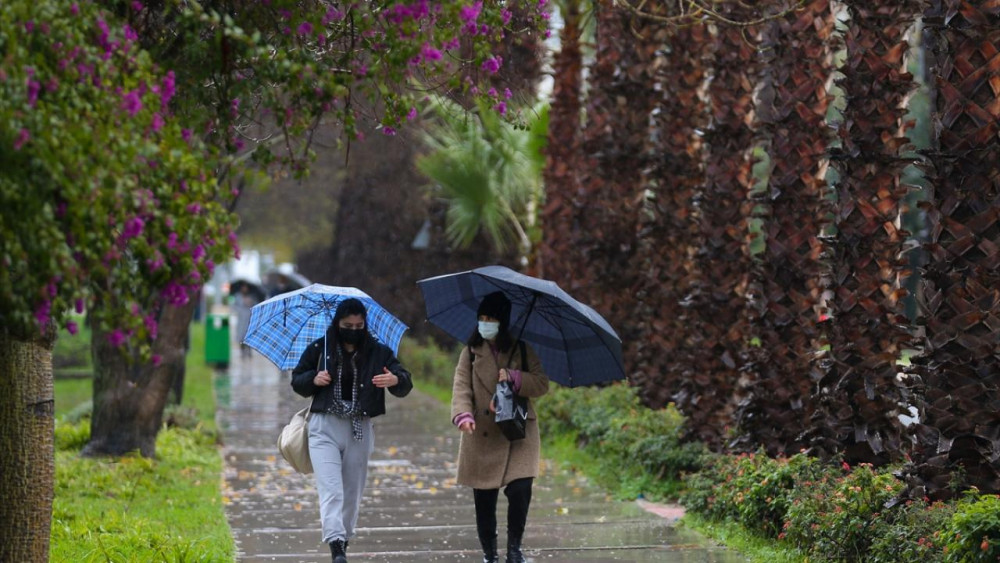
[506,536,526,563]
[329,539,348,563]
[480,535,499,563]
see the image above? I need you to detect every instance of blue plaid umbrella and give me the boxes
[243,284,408,370]
[417,266,625,387]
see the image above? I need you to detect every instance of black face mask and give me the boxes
[338,327,364,346]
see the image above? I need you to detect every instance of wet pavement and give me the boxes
[218,351,744,562]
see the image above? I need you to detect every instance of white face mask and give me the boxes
[478,321,500,341]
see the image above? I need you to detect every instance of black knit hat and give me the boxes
[476,291,511,326]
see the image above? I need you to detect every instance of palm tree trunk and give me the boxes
[83,300,196,458]
[632,23,708,410]
[904,0,1000,499]
[812,0,920,465]
[0,329,55,562]
[537,0,583,280]
[673,8,761,448]
[735,0,836,456]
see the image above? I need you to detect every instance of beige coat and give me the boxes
[450,342,549,489]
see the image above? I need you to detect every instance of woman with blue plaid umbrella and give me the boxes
[291,298,413,563]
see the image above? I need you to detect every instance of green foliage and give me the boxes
[417,97,547,252]
[783,463,904,559]
[52,321,92,371]
[398,336,461,403]
[943,492,1000,561]
[51,423,233,562]
[867,498,954,563]
[682,452,834,538]
[536,383,705,500]
[1,0,236,343]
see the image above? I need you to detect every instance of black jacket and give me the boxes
[290,331,412,418]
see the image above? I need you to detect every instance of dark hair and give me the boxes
[330,298,370,356]
[467,293,515,354]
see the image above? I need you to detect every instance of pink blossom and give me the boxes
[122,90,142,116]
[443,37,460,50]
[123,24,138,42]
[122,216,145,239]
[66,320,79,335]
[27,79,41,106]
[487,87,498,97]
[34,300,51,331]
[13,128,30,150]
[144,314,158,339]
[481,56,501,74]
[504,87,513,99]
[108,329,127,347]
[501,8,512,24]
[151,112,164,132]
[407,107,418,121]
[161,71,176,109]
[460,2,482,34]
[192,244,205,261]
[421,44,442,61]
[160,281,190,306]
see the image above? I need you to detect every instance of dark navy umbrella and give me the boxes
[417,266,625,387]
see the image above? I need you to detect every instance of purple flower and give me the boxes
[122,216,145,239]
[187,202,202,214]
[66,320,79,335]
[191,244,205,261]
[75,298,85,314]
[13,128,30,151]
[160,281,190,306]
[501,8,512,25]
[71,4,79,15]
[123,24,138,42]
[27,79,41,106]
[487,87,498,98]
[132,1,143,11]
[161,71,175,109]
[323,7,345,24]
[494,101,507,115]
[297,21,313,36]
[24,21,35,33]
[383,126,397,136]
[151,112,164,132]
[421,44,442,61]
[407,107,418,121]
[504,87,513,99]
[122,90,142,116]
[144,314,158,339]
[460,1,482,33]
[481,56,501,74]
[181,128,192,142]
[108,329,127,347]
[152,354,162,367]
[34,300,51,331]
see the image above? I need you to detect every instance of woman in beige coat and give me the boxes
[451,292,549,563]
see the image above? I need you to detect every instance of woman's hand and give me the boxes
[314,370,332,386]
[498,368,509,382]
[458,421,476,434]
[372,367,398,388]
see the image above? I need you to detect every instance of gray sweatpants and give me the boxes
[308,413,374,544]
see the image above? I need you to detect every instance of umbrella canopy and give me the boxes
[243,284,408,370]
[417,266,625,387]
[229,278,267,302]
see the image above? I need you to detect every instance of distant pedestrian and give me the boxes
[233,284,259,359]
[450,291,549,563]
[291,298,413,563]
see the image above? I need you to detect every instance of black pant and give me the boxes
[473,477,533,542]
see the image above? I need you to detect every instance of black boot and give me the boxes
[506,536,526,563]
[480,535,499,563]
[329,539,348,563]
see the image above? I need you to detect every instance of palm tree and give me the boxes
[673,5,762,448]
[416,98,546,258]
[735,0,836,456]
[811,0,920,465]
[904,0,1000,499]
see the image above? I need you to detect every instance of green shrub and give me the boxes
[398,337,462,402]
[54,420,91,451]
[784,463,904,560]
[868,498,953,563]
[943,491,1000,561]
[537,383,704,500]
[683,451,832,538]
[52,322,92,370]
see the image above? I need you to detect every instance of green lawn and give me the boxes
[50,321,235,562]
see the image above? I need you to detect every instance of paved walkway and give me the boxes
[218,351,743,562]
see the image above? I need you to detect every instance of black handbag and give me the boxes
[470,341,529,441]
[493,380,528,441]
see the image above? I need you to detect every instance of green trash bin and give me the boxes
[205,313,230,368]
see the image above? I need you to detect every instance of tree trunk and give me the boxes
[0,328,55,562]
[813,0,920,465]
[83,300,196,458]
[903,0,1000,500]
[536,0,583,280]
[735,0,835,456]
[673,9,761,448]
